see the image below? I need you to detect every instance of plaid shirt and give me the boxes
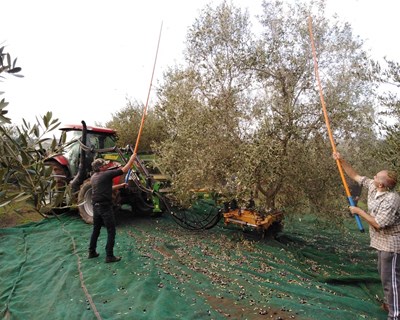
[360,177,400,252]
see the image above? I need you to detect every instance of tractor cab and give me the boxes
[57,124,118,177]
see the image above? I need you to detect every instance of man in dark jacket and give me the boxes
[88,152,136,263]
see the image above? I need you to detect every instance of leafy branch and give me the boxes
[0,45,23,124]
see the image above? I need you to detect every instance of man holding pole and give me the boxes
[333,152,400,319]
[88,152,136,263]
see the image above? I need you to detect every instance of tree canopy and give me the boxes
[155,0,379,217]
[2,0,400,224]
[105,100,168,153]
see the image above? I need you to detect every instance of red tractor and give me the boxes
[44,121,170,223]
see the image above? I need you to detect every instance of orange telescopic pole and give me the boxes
[133,21,163,155]
[307,16,364,232]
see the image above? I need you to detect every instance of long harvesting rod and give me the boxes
[307,16,364,232]
[125,22,163,185]
[133,21,163,155]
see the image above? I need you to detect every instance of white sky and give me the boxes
[1,0,399,127]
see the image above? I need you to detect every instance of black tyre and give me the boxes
[77,179,94,224]
[263,220,284,239]
[43,160,70,214]
[132,191,154,214]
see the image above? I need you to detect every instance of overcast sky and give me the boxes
[1,0,399,127]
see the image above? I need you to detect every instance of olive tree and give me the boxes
[0,46,22,124]
[0,47,61,216]
[242,0,377,213]
[156,0,378,216]
[0,114,61,216]
[106,100,168,153]
[375,59,400,183]
[156,1,256,205]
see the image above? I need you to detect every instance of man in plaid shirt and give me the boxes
[334,152,400,320]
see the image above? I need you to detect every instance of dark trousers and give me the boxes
[378,251,400,320]
[89,203,116,257]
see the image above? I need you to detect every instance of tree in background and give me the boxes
[106,99,167,153]
[155,0,379,217]
[375,59,400,185]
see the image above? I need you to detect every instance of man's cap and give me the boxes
[92,158,110,172]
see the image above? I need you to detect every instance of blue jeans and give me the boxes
[89,203,116,257]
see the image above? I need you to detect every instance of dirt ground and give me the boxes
[0,209,43,228]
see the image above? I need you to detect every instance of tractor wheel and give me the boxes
[133,191,154,215]
[43,160,70,214]
[263,220,284,239]
[78,179,94,224]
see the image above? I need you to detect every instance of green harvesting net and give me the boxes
[0,205,386,320]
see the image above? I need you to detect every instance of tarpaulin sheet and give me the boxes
[0,208,386,320]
